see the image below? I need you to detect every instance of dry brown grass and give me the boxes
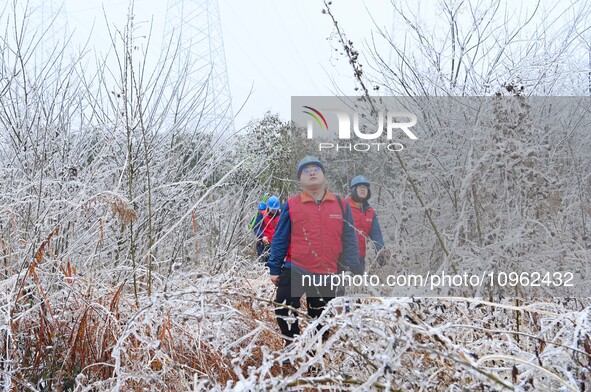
[6,249,591,392]
[6,259,295,391]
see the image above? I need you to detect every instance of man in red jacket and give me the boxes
[267,156,361,360]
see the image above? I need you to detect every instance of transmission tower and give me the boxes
[27,0,69,66]
[163,0,235,134]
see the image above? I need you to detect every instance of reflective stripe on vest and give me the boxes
[287,192,343,273]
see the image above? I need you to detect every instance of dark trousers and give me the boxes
[256,241,265,256]
[262,244,271,264]
[274,268,334,343]
[359,256,366,272]
[256,243,270,264]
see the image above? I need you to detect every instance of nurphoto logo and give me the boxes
[301,106,418,152]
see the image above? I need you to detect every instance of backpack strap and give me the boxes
[336,195,345,217]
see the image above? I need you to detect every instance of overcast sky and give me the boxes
[59,0,393,130]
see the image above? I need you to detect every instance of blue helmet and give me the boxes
[257,202,267,210]
[350,175,370,189]
[267,196,280,210]
[297,156,325,178]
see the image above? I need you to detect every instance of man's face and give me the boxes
[300,164,325,189]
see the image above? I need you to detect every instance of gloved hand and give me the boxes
[376,249,391,266]
[376,254,386,266]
